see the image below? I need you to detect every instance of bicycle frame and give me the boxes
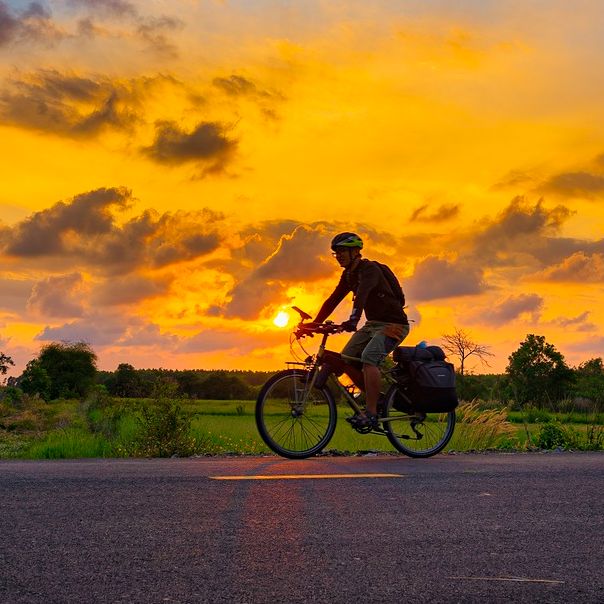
[289,324,403,429]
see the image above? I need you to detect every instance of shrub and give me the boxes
[123,398,199,457]
[535,422,572,449]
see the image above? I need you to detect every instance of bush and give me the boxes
[121,397,200,457]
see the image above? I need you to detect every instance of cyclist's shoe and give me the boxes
[347,413,379,430]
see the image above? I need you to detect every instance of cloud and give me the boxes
[0,70,142,137]
[533,252,604,283]
[3,187,131,256]
[35,313,179,348]
[538,171,604,199]
[483,294,544,326]
[92,274,172,306]
[144,120,237,169]
[0,188,224,274]
[410,203,459,223]
[136,15,183,57]
[471,196,574,265]
[551,311,596,333]
[27,272,87,318]
[566,336,604,355]
[213,74,258,97]
[0,2,19,47]
[67,0,138,18]
[491,170,537,191]
[405,256,486,301]
[0,1,66,48]
[221,224,334,319]
[0,276,34,313]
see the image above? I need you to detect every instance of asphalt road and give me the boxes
[0,452,602,603]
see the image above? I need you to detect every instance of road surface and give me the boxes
[1,452,602,603]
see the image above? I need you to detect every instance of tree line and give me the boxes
[1,334,603,408]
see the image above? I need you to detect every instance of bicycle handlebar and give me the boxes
[294,321,343,338]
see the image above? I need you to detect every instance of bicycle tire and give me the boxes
[383,384,456,458]
[255,369,337,459]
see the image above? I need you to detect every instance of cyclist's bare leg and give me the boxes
[362,363,381,416]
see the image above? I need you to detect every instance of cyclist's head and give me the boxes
[331,232,363,267]
[330,232,363,251]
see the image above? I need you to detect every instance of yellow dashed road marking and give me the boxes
[210,473,405,481]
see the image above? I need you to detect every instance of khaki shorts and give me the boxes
[341,321,410,367]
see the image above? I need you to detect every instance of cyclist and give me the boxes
[309,232,409,429]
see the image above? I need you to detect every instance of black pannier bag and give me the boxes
[392,345,458,413]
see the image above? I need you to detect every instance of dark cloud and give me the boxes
[213,75,258,97]
[92,274,172,306]
[472,196,574,265]
[0,70,141,137]
[136,15,183,56]
[1,188,223,273]
[551,311,596,333]
[221,225,334,319]
[0,2,19,46]
[4,187,131,256]
[212,74,284,121]
[484,294,543,326]
[405,256,486,301]
[534,252,604,283]
[144,120,237,169]
[410,203,459,223]
[492,169,537,191]
[67,0,138,18]
[538,171,604,199]
[27,273,86,318]
[0,1,65,47]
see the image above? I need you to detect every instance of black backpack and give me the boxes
[373,261,405,306]
[392,345,458,413]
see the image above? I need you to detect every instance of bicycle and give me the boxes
[255,307,456,459]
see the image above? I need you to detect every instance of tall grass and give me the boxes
[25,428,112,459]
[448,401,517,451]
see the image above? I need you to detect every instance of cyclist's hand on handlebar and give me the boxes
[295,322,318,338]
[340,319,359,332]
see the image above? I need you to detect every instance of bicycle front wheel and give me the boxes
[383,385,456,458]
[255,369,337,459]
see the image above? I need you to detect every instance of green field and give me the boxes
[1,395,603,459]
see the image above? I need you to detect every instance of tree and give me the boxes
[506,334,574,407]
[19,359,52,400]
[573,357,604,405]
[200,373,252,400]
[0,352,15,380]
[111,363,143,398]
[24,342,98,400]
[441,328,494,376]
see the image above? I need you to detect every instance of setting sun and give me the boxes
[273,312,290,329]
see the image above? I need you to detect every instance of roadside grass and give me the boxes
[1,395,603,459]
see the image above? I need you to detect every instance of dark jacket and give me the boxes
[315,259,408,325]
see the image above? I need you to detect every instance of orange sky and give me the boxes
[1,0,604,377]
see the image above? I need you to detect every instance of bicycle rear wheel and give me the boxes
[383,385,455,458]
[255,369,337,459]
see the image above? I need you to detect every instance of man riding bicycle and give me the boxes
[307,232,409,429]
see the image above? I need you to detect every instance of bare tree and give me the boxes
[441,329,494,375]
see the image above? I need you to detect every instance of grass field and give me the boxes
[1,397,603,459]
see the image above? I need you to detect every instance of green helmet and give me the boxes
[330,232,363,250]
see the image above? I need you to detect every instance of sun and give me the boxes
[273,311,290,328]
